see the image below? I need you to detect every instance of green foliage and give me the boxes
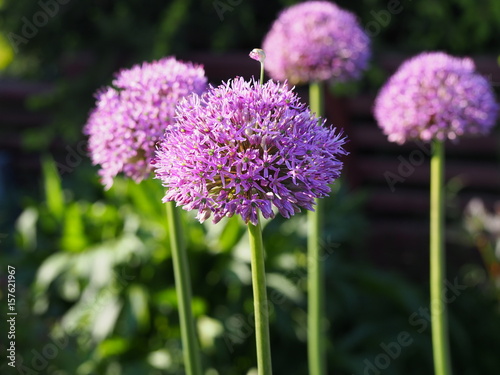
[1,158,499,374]
[342,0,500,54]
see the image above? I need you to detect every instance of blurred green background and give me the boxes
[1,0,500,374]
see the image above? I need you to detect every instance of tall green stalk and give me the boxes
[308,81,327,375]
[248,218,273,375]
[259,57,265,85]
[430,139,453,375]
[166,201,202,375]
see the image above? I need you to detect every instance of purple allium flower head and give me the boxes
[262,1,370,85]
[374,52,499,144]
[84,57,207,189]
[154,77,347,225]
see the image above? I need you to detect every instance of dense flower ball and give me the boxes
[262,1,370,85]
[154,77,347,225]
[374,52,499,144]
[84,57,207,189]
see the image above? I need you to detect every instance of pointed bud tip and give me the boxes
[249,48,266,63]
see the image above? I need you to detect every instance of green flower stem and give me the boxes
[248,218,273,375]
[259,60,265,85]
[308,81,327,375]
[430,139,453,375]
[166,201,202,375]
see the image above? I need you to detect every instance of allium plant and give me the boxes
[262,0,370,85]
[84,57,207,189]
[154,77,347,226]
[84,57,207,375]
[374,51,498,375]
[374,52,498,144]
[262,3,369,374]
[155,73,346,374]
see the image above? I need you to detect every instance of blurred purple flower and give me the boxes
[374,51,499,144]
[262,1,370,85]
[154,77,347,225]
[84,57,207,189]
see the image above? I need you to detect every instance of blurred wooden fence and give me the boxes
[0,79,52,189]
[2,52,499,275]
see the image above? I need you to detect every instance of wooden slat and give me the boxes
[0,79,52,100]
[365,187,500,216]
[355,156,500,190]
[349,122,500,156]
[1,112,50,128]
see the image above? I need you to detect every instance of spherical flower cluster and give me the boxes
[374,52,499,144]
[262,1,370,85]
[84,57,207,189]
[154,77,347,225]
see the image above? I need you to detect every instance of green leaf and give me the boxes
[15,207,38,251]
[219,216,245,253]
[34,252,71,295]
[126,179,162,219]
[32,252,71,314]
[266,272,303,304]
[0,32,14,70]
[192,296,207,317]
[91,295,122,341]
[61,202,88,252]
[42,155,64,220]
[128,284,150,331]
[147,349,173,370]
[153,287,178,308]
[197,315,224,350]
[22,129,54,151]
[97,337,130,359]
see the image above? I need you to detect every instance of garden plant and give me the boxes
[1,1,500,375]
